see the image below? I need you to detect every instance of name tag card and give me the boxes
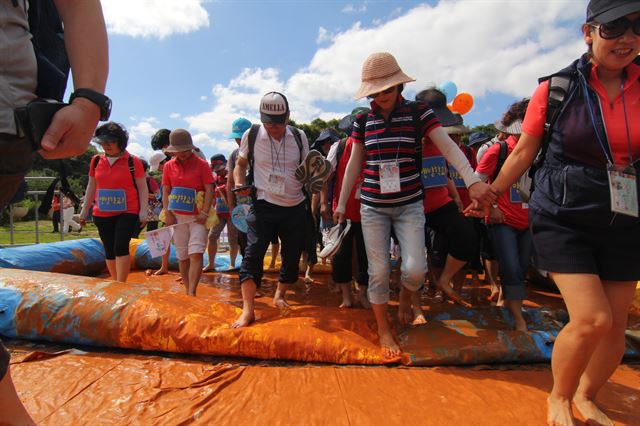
[421,156,448,188]
[168,187,196,213]
[380,161,400,194]
[608,166,639,218]
[97,189,127,212]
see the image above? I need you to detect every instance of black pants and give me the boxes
[0,133,34,209]
[0,338,9,381]
[331,222,368,286]
[239,200,306,286]
[93,214,139,259]
[52,210,61,232]
[425,201,478,268]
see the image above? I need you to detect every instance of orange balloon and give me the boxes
[447,104,454,112]
[452,93,474,115]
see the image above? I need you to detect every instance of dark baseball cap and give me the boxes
[587,0,640,23]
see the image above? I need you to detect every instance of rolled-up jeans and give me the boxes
[489,224,532,301]
[360,200,426,304]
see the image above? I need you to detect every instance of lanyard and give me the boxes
[269,132,286,173]
[581,72,635,167]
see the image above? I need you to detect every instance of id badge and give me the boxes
[608,165,638,217]
[379,161,400,194]
[267,171,286,195]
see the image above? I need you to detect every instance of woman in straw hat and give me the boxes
[334,52,497,357]
[469,1,640,424]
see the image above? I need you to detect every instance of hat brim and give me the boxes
[260,112,287,124]
[592,3,640,23]
[354,70,415,100]
[469,137,491,146]
[445,124,470,135]
[494,119,522,135]
[92,135,119,144]
[164,144,195,153]
[228,132,244,139]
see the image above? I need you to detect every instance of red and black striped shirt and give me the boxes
[351,97,440,207]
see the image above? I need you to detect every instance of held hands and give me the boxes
[39,98,101,160]
[468,181,499,207]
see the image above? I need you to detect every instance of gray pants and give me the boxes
[0,133,33,209]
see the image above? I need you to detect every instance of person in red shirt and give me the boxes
[475,100,531,333]
[203,154,238,271]
[162,129,214,296]
[50,191,61,233]
[476,2,640,424]
[79,122,148,282]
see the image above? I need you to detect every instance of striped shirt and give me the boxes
[351,97,440,207]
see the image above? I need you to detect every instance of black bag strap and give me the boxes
[492,140,509,182]
[538,75,572,167]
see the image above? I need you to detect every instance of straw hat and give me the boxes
[354,52,415,100]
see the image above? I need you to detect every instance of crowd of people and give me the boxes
[1,1,639,425]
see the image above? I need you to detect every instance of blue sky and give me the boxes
[97,0,587,161]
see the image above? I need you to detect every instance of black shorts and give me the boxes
[425,201,478,268]
[530,211,640,281]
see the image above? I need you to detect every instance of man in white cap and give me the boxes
[232,91,310,328]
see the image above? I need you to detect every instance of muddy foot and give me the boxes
[574,397,613,426]
[547,395,576,426]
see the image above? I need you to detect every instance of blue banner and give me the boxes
[448,164,465,188]
[97,189,127,212]
[168,187,196,213]
[421,156,448,188]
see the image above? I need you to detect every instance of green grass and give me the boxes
[0,220,101,246]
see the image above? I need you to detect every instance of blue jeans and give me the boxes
[489,224,532,301]
[360,201,426,304]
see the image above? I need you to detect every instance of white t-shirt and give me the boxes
[326,141,340,172]
[238,125,309,207]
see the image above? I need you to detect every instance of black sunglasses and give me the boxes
[591,17,640,40]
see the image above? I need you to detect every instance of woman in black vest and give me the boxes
[479,1,640,425]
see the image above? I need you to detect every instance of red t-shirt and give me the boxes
[421,137,453,214]
[333,138,364,222]
[162,154,214,216]
[522,62,640,167]
[89,152,144,217]
[476,135,529,230]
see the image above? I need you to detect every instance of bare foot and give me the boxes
[231,310,255,328]
[547,395,576,426]
[153,268,168,276]
[574,397,613,426]
[488,290,500,302]
[273,296,290,309]
[397,287,413,326]
[267,263,276,271]
[339,300,352,308]
[358,287,371,310]
[202,264,215,273]
[304,275,313,284]
[437,282,472,308]
[379,330,402,358]
[410,290,426,325]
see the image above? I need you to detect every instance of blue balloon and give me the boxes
[439,81,458,103]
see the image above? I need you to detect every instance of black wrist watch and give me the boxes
[69,88,112,121]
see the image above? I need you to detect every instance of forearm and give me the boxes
[336,147,363,212]
[203,185,214,213]
[80,180,96,219]
[55,0,108,93]
[430,128,480,188]
[136,177,148,217]
[234,161,248,187]
[492,133,541,195]
[162,186,172,210]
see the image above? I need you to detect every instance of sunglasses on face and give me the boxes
[591,17,640,39]
[368,86,397,99]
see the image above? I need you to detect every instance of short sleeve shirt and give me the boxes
[162,154,215,215]
[89,152,145,217]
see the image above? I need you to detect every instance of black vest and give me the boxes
[529,54,640,228]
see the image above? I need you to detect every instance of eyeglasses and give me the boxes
[368,86,397,99]
[591,17,640,39]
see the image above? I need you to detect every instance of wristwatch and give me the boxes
[69,88,112,121]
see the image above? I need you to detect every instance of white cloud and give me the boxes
[184,0,585,140]
[317,27,330,44]
[342,3,367,14]
[102,0,209,39]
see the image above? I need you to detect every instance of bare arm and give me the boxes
[198,183,214,224]
[333,143,363,223]
[233,156,250,197]
[40,0,109,159]
[162,185,175,225]
[135,176,149,223]
[492,132,542,196]
[446,178,463,211]
[79,177,96,221]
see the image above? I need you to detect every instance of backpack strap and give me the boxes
[538,74,572,166]
[246,124,261,186]
[287,125,305,162]
[492,141,509,182]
